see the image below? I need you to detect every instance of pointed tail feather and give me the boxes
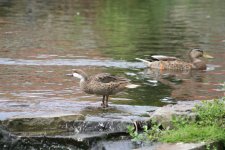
[125,84,140,88]
[135,58,150,64]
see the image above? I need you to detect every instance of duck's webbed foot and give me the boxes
[101,103,106,108]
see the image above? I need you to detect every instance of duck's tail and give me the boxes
[125,84,140,88]
[135,58,150,64]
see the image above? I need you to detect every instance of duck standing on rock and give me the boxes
[72,69,139,107]
[136,48,213,70]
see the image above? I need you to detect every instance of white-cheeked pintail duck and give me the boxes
[72,69,139,107]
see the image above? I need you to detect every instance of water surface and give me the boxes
[0,0,225,114]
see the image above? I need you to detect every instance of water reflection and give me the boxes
[0,58,144,68]
[143,68,222,100]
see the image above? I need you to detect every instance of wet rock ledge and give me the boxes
[0,103,156,149]
[0,101,220,150]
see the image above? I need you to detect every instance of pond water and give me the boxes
[0,0,225,112]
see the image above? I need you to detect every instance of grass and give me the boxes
[160,124,225,143]
[161,98,225,144]
[127,97,225,145]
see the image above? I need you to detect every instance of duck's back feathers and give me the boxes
[136,57,193,70]
[149,60,193,70]
[93,73,129,83]
[81,73,132,95]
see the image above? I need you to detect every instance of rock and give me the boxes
[0,125,19,149]
[68,114,150,133]
[150,101,200,129]
[2,114,85,133]
[0,100,223,149]
[0,103,157,149]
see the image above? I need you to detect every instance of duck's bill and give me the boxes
[203,53,214,59]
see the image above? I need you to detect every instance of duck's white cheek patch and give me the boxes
[73,73,83,80]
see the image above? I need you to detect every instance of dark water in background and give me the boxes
[0,0,225,110]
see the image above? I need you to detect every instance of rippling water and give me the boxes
[0,0,225,114]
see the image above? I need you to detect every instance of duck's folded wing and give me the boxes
[94,73,129,83]
[151,55,179,61]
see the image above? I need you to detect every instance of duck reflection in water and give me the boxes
[143,68,209,100]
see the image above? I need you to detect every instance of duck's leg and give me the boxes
[105,95,109,107]
[101,95,105,107]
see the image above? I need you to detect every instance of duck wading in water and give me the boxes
[136,48,213,70]
[72,69,139,107]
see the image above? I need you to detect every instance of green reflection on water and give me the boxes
[96,0,172,60]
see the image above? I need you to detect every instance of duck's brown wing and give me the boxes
[92,73,129,83]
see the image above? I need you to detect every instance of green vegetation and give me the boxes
[127,98,225,145]
[161,123,224,143]
[127,120,162,142]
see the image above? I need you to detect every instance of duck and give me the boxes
[136,48,213,70]
[72,69,139,107]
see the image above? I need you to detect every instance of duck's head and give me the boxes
[189,48,213,59]
[72,69,88,80]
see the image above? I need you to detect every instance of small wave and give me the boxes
[0,58,145,69]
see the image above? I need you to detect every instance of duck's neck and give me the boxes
[73,71,88,89]
[190,55,198,62]
[191,58,206,70]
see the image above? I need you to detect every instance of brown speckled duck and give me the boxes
[136,48,213,70]
[72,69,139,107]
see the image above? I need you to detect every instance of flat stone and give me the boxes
[0,102,157,149]
[0,102,157,135]
[2,114,85,132]
[150,101,200,129]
